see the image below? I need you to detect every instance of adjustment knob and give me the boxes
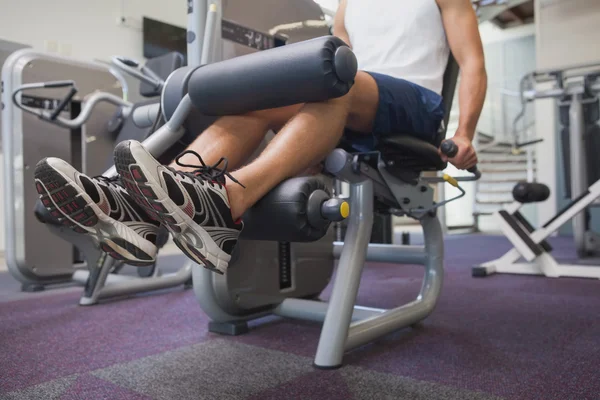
[321,198,350,222]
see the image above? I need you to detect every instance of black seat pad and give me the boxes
[376,135,447,172]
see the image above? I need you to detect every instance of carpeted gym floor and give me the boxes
[1,234,599,400]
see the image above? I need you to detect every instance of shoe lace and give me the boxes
[173,150,245,188]
[95,175,120,183]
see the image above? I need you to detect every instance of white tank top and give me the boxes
[344,0,450,95]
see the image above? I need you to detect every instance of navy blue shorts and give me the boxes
[344,71,445,151]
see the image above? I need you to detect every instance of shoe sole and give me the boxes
[114,141,229,274]
[34,159,157,266]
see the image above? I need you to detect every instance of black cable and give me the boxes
[11,87,29,114]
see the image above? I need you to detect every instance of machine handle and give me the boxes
[43,80,76,88]
[49,87,78,120]
[439,139,481,179]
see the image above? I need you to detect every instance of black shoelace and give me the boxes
[95,175,122,187]
[173,150,245,188]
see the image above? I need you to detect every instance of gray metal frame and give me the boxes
[2,50,123,287]
[190,147,446,368]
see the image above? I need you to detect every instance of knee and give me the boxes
[325,93,353,116]
[246,104,304,132]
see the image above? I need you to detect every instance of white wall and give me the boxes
[534,0,600,225]
[0,0,188,62]
[0,0,189,253]
[0,153,3,254]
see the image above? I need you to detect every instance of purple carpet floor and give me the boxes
[1,235,599,400]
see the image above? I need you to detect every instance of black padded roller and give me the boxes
[512,182,550,204]
[241,177,332,242]
[187,36,357,115]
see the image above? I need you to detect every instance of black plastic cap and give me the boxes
[313,362,343,370]
[334,46,358,83]
[472,266,488,278]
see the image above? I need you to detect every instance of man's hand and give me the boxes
[439,135,477,170]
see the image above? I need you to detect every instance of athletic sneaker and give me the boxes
[113,140,244,274]
[34,158,161,266]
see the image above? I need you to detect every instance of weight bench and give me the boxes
[120,35,478,368]
[474,181,600,279]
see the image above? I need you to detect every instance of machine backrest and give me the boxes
[435,53,460,145]
[139,52,184,98]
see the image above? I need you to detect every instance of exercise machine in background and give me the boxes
[526,65,600,257]
[2,50,189,301]
[2,51,125,291]
[6,0,331,304]
[475,64,600,279]
[474,181,600,279]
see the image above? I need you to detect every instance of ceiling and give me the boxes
[474,0,535,28]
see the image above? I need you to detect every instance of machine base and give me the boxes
[208,321,250,336]
[21,283,46,292]
[312,363,342,370]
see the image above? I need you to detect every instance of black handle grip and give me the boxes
[440,140,458,158]
[43,80,75,88]
[49,87,78,121]
[117,57,139,67]
[439,139,479,175]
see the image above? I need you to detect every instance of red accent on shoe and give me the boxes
[183,201,194,218]
[131,168,142,180]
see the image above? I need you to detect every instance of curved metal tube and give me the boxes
[55,92,131,129]
[14,88,131,129]
[111,56,164,91]
[193,262,271,322]
[344,213,444,350]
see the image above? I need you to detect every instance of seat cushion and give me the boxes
[376,135,447,172]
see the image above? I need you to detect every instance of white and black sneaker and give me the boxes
[114,140,244,274]
[34,158,161,266]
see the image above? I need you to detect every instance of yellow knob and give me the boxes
[442,174,459,188]
[340,201,350,219]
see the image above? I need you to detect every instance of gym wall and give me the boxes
[535,0,600,234]
[0,0,188,62]
[443,22,536,232]
[0,0,191,253]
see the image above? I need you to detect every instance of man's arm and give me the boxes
[437,0,487,168]
[333,0,352,48]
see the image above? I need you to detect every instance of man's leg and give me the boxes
[172,105,303,172]
[114,71,379,273]
[226,71,379,220]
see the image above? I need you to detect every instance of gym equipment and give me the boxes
[514,65,600,257]
[14,0,330,304]
[473,180,600,279]
[3,50,188,299]
[0,40,29,255]
[127,6,479,367]
[2,50,126,290]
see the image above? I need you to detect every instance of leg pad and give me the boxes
[208,320,249,336]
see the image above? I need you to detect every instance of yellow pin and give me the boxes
[340,201,350,219]
[442,174,459,188]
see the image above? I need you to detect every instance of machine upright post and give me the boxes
[569,94,588,255]
[313,180,374,369]
[187,0,207,67]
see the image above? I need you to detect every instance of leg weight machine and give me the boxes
[129,33,478,367]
